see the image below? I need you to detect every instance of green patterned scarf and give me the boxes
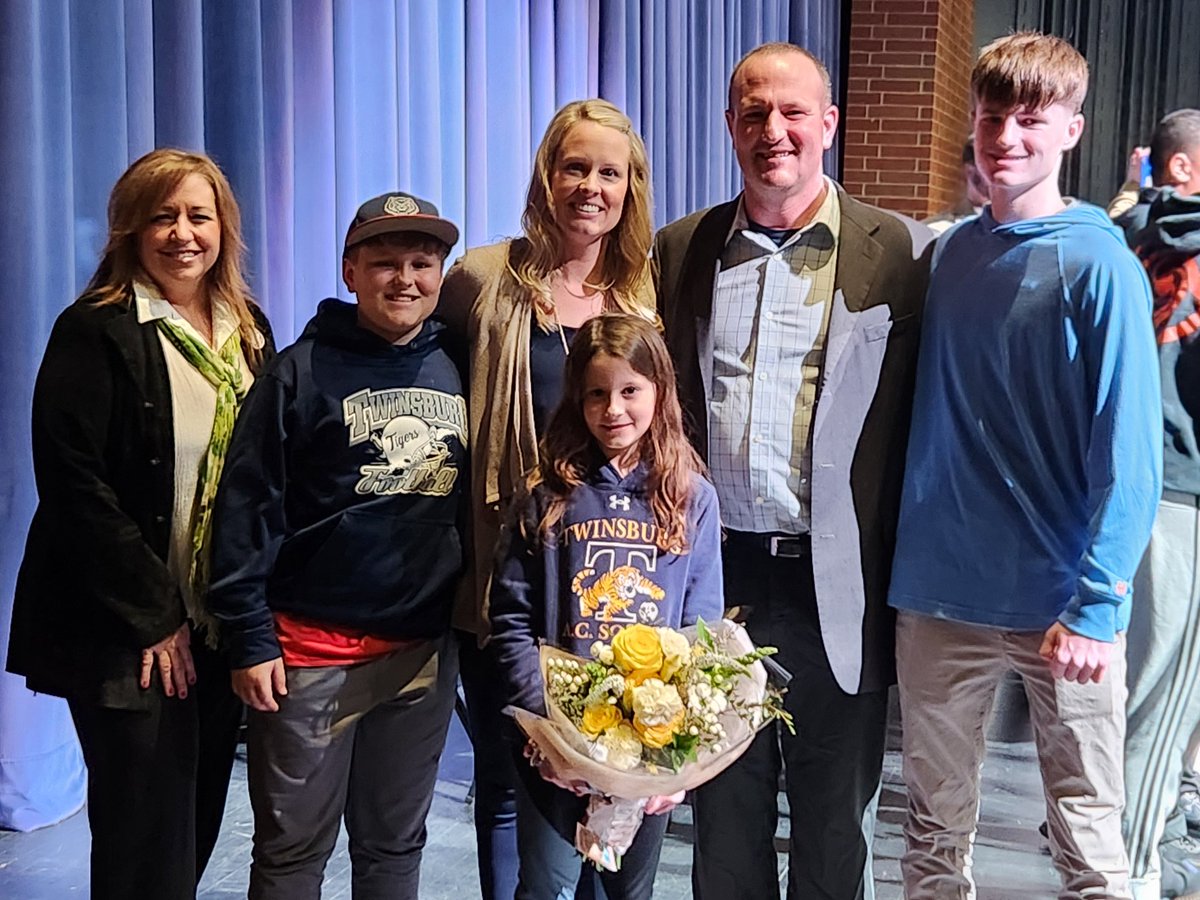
[156,317,247,644]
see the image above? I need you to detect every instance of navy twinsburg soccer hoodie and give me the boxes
[488,461,724,718]
[208,298,468,669]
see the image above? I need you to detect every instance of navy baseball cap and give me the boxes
[343,192,459,254]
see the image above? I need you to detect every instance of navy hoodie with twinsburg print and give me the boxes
[208,298,468,669]
[488,461,724,718]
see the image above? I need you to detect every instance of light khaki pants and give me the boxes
[896,611,1130,900]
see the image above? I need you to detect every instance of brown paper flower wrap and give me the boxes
[508,619,782,801]
[507,618,788,869]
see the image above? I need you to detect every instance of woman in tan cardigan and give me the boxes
[437,98,657,900]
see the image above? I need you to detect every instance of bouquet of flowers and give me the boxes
[508,618,790,870]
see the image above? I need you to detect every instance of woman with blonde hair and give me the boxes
[7,147,274,899]
[438,98,657,899]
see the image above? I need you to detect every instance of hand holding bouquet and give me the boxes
[509,618,790,870]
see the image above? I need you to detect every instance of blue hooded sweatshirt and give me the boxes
[888,203,1162,641]
[488,461,724,718]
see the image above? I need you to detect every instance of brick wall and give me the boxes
[842,0,975,219]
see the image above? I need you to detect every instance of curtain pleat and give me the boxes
[0,0,88,836]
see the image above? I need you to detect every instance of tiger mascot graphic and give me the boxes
[572,565,665,622]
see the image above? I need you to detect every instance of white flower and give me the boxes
[601,673,626,695]
[589,723,643,771]
[595,643,615,665]
[631,679,685,727]
[685,680,713,712]
[656,628,691,680]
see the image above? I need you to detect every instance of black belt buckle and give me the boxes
[762,656,793,690]
[768,535,805,558]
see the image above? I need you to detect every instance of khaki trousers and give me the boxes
[896,611,1130,900]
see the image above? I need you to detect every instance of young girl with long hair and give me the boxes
[438,99,657,899]
[488,313,724,900]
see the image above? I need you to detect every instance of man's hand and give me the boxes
[232,658,288,712]
[140,623,195,698]
[1038,622,1114,684]
[1126,146,1150,186]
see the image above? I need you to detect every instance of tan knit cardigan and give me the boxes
[439,239,541,637]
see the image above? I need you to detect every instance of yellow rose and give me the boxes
[612,624,664,675]
[634,709,685,749]
[581,702,624,738]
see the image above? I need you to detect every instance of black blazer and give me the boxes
[7,293,274,709]
[653,187,933,694]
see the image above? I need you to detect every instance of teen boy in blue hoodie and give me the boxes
[207,193,466,899]
[888,33,1161,898]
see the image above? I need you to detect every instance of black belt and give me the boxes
[725,530,811,558]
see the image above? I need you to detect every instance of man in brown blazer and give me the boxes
[654,42,932,900]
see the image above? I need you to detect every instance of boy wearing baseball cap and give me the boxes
[208,193,467,898]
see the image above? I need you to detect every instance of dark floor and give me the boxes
[0,700,1059,899]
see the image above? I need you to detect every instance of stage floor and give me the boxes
[0,699,1060,899]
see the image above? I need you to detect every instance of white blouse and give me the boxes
[134,281,257,621]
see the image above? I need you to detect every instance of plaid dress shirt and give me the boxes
[708,182,841,533]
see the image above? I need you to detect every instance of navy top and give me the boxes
[208,300,468,668]
[745,214,798,246]
[489,463,724,717]
[529,320,576,433]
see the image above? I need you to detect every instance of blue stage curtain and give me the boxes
[0,0,839,831]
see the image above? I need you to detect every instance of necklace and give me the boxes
[552,266,612,298]
[548,294,606,356]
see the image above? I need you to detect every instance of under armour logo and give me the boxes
[608,494,630,511]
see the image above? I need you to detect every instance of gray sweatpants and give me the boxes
[1124,496,1200,900]
[246,634,458,900]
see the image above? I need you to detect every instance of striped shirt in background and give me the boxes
[708,180,841,534]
